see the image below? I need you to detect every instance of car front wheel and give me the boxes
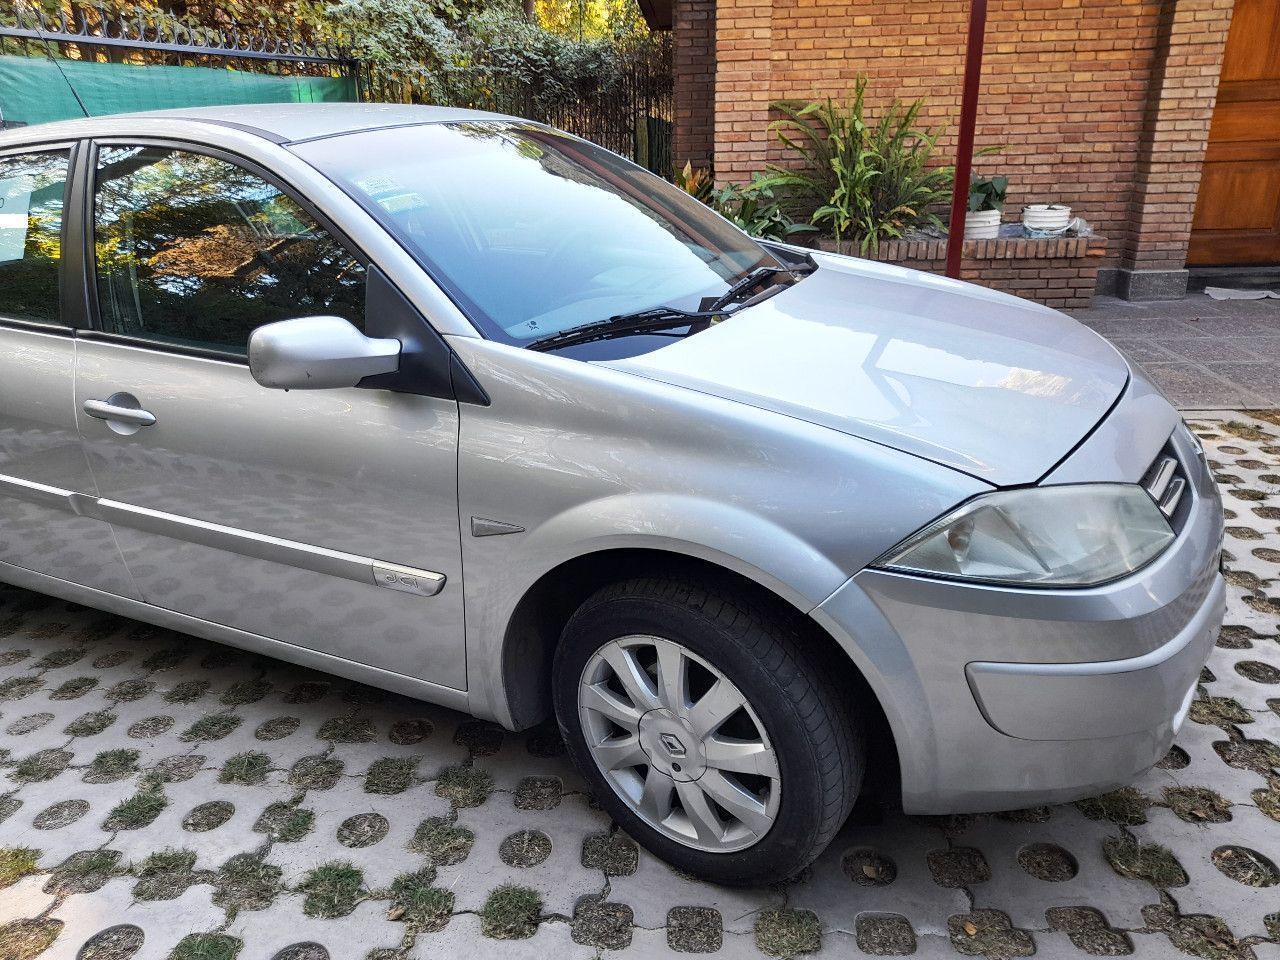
[552,577,864,885]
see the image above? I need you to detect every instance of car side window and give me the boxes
[93,145,365,355]
[0,149,70,326]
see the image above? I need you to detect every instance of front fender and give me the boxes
[460,493,850,728]
[518,493,849,611]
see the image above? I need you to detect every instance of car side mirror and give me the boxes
[248,316,400,390]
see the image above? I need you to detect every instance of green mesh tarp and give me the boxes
[0,55,356,127]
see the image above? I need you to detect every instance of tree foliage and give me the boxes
[29,0,659,117]
[534,0,646,40]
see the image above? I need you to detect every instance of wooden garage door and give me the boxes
[1188,0,1280,266]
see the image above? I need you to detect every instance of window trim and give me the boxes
[81,136,374,364]
[0,140,79,336]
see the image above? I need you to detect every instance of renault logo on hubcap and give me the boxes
[659,733,686,757]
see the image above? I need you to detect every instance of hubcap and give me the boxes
[577,635,781,853]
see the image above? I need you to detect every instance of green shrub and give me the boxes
[757,76,954,254]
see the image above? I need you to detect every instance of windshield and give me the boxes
[293,121,777,345]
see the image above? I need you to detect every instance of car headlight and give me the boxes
[872,484,1175,588]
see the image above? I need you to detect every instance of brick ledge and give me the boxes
[816,235,1108,262]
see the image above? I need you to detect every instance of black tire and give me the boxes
[552,576,864,885]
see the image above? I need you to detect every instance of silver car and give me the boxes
[0,104,1224,884]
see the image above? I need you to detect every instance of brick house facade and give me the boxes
[650,0,1256,304]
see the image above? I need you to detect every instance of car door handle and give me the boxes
[83,398,157,427]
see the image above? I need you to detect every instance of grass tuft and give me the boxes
[104,782,167,831]
[141,648,188,672]
[1163,786,1233,823]
[755,909,821,958]
[85,748,140,784]
[1075,787,1150,826]
[11,748,71,783]
[0,918,62,959]
[168,932,242,960]
[253,802,314,842]
[180,713,242,742]
[0,676,42,701]
[1253,782,1280,822]
[164,679,210,703]
[132,848,201,901]
[364,756,417,795]
[317,715,375,743]
[35,647,85,668]
[299,860,365,918]
[572,898,634,950]
[409,816,474,865]
[1103,834,1188,888]
[1189,696,1254,728]
[499,830,552,868]
[389,867,453,932]
[434,763,493,808]
[220,679,272,706]
[45,850,122,896]
[667,905,723,954]
[289,754,344,791]
[48,676,96,699]
[581,832,639,877]
[214,853,282,914]
[218,751,271,786]
[480,884,541,940]
[0,847,40,888]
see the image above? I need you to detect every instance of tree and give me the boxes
[534,0,645,40]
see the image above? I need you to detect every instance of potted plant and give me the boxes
[965,175,1006,239]
[1022,202,1071,232]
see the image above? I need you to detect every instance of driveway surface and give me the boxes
[1,412,1279,960]
[1070,295,1280,408]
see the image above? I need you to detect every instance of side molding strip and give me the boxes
[0,472,444,597]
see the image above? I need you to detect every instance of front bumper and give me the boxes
[812,419,1225,814]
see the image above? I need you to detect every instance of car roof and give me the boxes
[0,103,519,147]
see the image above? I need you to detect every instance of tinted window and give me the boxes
[93,145,365,354]
[294,122,776,345]
[0,150,69,325]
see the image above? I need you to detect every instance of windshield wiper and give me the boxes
[526,306,723,352]
[703,260,814,313]
[526,257,817,353]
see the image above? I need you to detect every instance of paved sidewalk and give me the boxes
[1069,295,1280,409]
[1,414,1279,959]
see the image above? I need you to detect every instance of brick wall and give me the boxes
[817,235,1109,310]
[707,0,1233,286]
[714,0,774,176]
[1122,0,1234,278]
[672,0,717,169]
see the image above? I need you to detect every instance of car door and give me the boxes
[73,140,467,688]
[0,141,138,598]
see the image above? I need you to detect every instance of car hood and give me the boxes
[606,252,1129,486]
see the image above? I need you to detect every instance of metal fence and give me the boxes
[0,2,673,174]
[359,36,673,175]
[0,2,351,74]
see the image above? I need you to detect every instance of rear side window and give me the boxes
[92,145,365,355]
[0,150,69,325]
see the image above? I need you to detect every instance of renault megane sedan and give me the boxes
[0,104,1224,883]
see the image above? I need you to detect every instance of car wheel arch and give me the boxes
[496,546,901,804]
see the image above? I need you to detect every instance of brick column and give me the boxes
[673,0,717,171]
[1111,0,1234,300]
[713,0,772,182]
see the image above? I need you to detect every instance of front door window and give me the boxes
[93,145,365,354]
